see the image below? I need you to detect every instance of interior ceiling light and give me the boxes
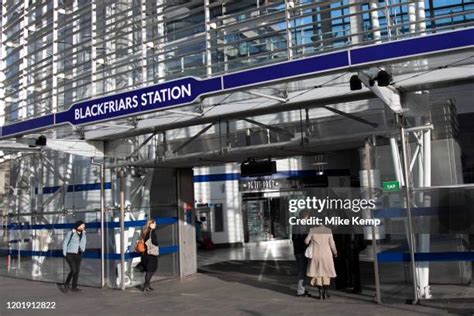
[312,154,328,175]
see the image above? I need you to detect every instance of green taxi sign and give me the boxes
[383,180,400,192]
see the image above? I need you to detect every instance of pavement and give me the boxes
[1,242,473,315]
[1,266,473,316]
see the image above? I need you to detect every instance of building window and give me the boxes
[214,203,224,232]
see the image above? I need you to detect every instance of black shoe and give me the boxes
[148,286,154,291]
[323,286,330,299]
[316,286,322,300]
[71,287,81,292]
[58,283,69,293]
[296,291,308,297]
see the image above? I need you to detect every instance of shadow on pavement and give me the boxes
[198,260,376,302]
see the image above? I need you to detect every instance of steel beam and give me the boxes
[401,126,420,305]
[245,90,289,103]
[243,118,295,138]
[324,106,379,128]
[359,71,403,113]
[125,132,156,161]
[164,109,203,117]
[172,123,215,154]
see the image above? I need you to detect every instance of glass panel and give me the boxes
[375,187,474,301]
[107,205,179,289]
[0,210,102,287]
[375,191,416,303]
[412,187,474,299]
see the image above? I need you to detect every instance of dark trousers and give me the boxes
[295,253,307,280]
[349,251,361,291]
[295,253,308,294]
[144,271,154,286]
[65,253,82,288]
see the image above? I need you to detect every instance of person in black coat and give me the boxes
[141,219,159,292]
[334,233,365,293]
[291,210,310,297]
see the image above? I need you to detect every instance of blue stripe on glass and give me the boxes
[0,245,179,259]
[8,239,31,244]
[1,217,178,230]
[374,207,446,218]
[37,182,112,195]
[377,251,474,263]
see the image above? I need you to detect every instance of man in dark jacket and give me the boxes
[291,210,310,297]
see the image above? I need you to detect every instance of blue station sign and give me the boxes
[0,27,473,139]
[55,77,222,126]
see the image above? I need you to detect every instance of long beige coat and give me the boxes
[305,225,337,278]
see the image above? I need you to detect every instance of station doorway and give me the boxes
[242,195,289,243]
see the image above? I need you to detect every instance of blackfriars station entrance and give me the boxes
[0,1,473,307]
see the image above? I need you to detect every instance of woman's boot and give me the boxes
[317,286,323,300]
[141,282,149,292]
[323,285,330,299]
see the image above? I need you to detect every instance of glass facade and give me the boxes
[0,151,180,288]
[0,0,473,125]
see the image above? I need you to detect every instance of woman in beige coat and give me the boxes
[305,225,337,299]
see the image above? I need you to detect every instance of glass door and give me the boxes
[243,199,270,242]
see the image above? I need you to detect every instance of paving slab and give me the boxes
[1,272,470,316]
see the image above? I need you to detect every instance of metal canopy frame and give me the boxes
[1,1,472,121]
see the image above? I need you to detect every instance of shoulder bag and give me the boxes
[145,230,159,256]
[135,237,146,253]
[304,241,313,259]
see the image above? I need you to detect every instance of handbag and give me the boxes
[304,242,313,259]
[145,231,159,256]
[135,238,146,253]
